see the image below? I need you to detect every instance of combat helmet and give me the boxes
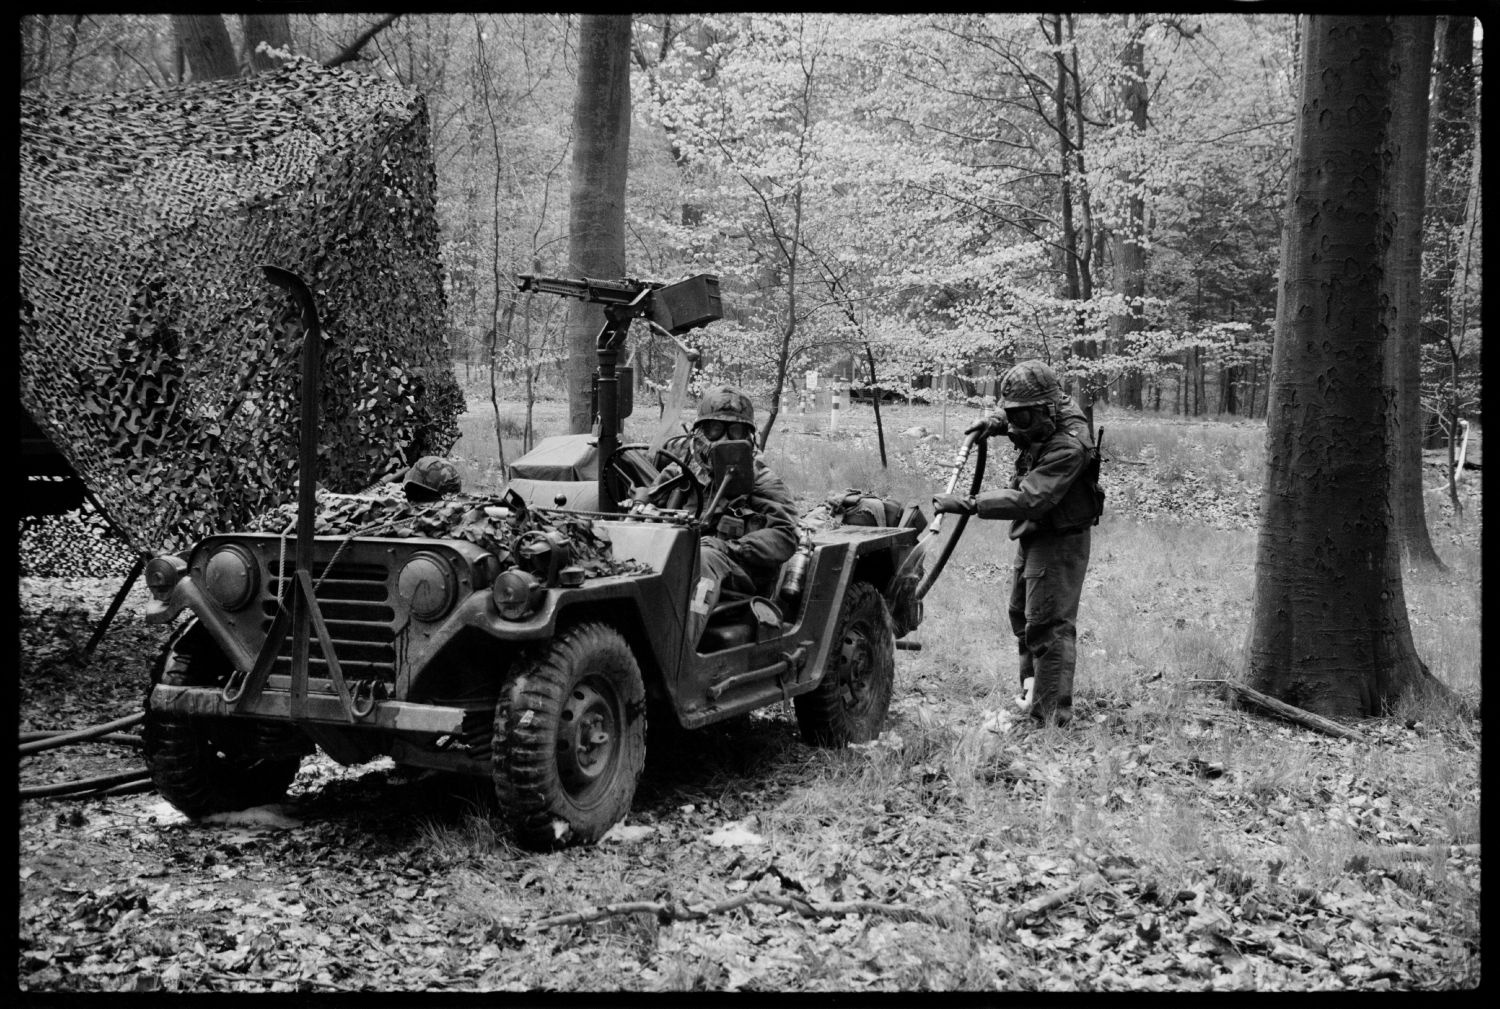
[403,456,462,501]
[998,360,1064,410]
[695,386,755,428]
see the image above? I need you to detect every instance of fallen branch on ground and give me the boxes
[1367,842,1480,859]
[1007,872,1105,924]
[1187,679,1366,742]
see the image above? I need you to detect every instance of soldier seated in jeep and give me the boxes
[632,386,799,646]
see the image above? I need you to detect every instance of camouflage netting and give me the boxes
[19,59,464,556]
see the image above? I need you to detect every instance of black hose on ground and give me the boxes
[19,768,151,799]
[18,714,152,801]
[17,712,144,755]
[20,730,142,748]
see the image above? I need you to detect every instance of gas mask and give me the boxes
[690,420,756,483]
[1004,404,1056,445]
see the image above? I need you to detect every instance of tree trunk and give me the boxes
[1193,349,1206,416]
[1110,15,1147,410]
[1219,364,1236,416]
[1386,17,1444,570]
[1246,16,1428,718]
[565,14,633,435]
[173,14,238,82]
[240,13,293,73]
[1425,16,1476,351]
[1045,14,1094,424]
[1422,17,1476,467]
[865,344,887,468]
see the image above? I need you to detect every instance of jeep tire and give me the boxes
[493,623,647,849]
[795,580,896,746]
[143,625,304,816]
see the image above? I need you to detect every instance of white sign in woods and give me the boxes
[804,371,819,391]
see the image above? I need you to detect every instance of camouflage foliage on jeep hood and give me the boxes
[19,59,462,555]
[245,486,650,581]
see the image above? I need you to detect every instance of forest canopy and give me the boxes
[18,13,1482,431]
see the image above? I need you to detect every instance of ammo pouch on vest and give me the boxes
[713,503,767,540]
[1045,433,1105,534]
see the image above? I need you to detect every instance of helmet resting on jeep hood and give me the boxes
[998,360,1064,410]
[403,456,461,499]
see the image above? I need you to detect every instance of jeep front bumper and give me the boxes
[148,679,466,735]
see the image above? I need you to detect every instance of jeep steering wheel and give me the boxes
[603,443,704,521]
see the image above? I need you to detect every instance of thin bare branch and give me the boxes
[323,13,401,69]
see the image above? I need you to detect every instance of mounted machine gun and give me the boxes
[514,274,720,513]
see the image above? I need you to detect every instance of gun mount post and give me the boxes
[594,294,648,513]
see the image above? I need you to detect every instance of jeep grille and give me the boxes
[263,558,399,684]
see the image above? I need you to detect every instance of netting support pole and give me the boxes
[83,553,147,661]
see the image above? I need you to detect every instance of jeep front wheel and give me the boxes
[143,624,305,816]
[493,623,646,849]
[795,580,896,747]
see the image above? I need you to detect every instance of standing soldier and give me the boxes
[932,361,1102,727]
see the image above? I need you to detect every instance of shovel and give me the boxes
[893,430,989,600]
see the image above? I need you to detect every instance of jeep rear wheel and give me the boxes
[143,624,305,816]
[795,580,896,747]
[493,623,646,849]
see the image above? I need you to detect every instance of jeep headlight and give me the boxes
[492,569,545,621]
[144,554,188,600]
[398,551,458,623]
[203,545,259,611]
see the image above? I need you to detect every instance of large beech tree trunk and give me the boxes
[1245,16,1428,718]
[173,14,238,82]
[565,14,632,434]
[1385,18,1444,570]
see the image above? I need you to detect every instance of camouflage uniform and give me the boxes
[941,362,1100,726]
[654,387,799,644]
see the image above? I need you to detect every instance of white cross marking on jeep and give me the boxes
[690,576,715,614]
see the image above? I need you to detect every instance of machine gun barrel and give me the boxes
[516,273,721,337]
[515,274,660,307]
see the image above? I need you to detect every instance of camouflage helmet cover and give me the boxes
[998,360,1064,409]
[695,386,755,427]
[403,455,461,496]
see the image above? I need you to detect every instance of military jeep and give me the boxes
[141,269,933,849]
